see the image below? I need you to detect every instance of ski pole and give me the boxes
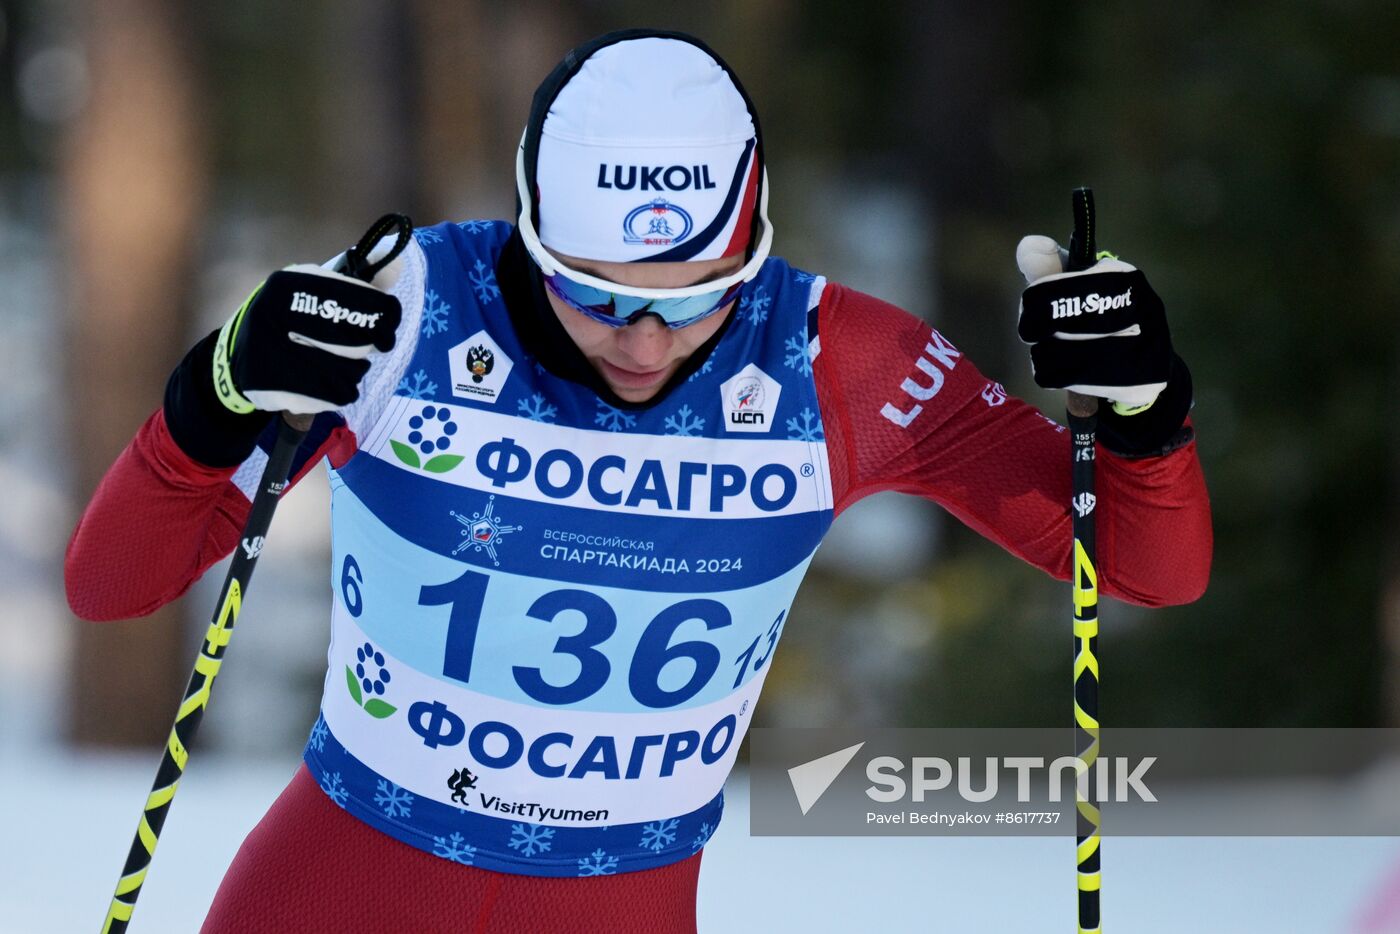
[99,213,412,934]
[1064,187,1102,934]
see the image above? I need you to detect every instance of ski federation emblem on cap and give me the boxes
[720,363,782,433]
[623,198,693,247]
[449,330,513,404]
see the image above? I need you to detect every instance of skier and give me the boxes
[66,29,1211,933]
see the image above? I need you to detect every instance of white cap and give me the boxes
[535,37,761,263]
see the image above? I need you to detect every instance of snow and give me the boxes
[3,750,1395,933]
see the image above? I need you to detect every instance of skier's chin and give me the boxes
[598,358,674,402]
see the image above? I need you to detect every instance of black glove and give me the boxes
[165,261,402,467]
[1016,235,1193,457]
[214,265,400,413]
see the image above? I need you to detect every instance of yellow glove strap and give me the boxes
[211,283,262,415]
[1110,399,1155,417]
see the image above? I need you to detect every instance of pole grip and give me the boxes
[1066,187,1100,420]
[283,412,314,433]
[1067,186,1096,272]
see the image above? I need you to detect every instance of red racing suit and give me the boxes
[66,279,1210,933]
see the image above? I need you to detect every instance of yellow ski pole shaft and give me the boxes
[99,412,311,934]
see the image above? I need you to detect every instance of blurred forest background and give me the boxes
[1,0,1398,763]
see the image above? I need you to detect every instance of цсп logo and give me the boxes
[733,377,764,411]
[721,364,781,433]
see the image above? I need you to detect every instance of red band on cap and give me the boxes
[720,155,760,258]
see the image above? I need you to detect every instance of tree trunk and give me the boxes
[410,0,584,223]
[62,0,207,747]
[899,0,1020,378]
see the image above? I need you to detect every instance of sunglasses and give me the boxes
[515,134,774,329]
[539,269,746,329]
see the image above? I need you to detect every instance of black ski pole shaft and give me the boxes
[1065,186,1102,934]
[99,213,411,933]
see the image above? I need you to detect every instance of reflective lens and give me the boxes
[541,270,744,329]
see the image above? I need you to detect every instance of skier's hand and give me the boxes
[163,221,407,468]
[212,262,402,417]
[1015,236,1171,415]
[1014,234,1197,457]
